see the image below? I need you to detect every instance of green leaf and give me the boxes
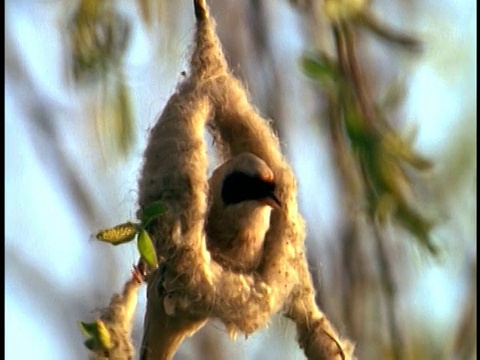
[300,54,338,85]
[78,321,97,338]
[140,201,168,227]
[137,228,159,269]
[95,320,112,350]
[381,131,433,171]
[397,205,437,255]
[96,222,139,245]
[114,77,136,157]
[78,320,112,351]
[83,338,96,351]
[78,319,112,351]
[344,101,370,144]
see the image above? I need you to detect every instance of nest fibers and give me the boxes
[137,1,355,359]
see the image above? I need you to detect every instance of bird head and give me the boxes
[205,152,280,272]
[210,152,281,210]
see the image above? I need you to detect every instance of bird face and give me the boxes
[205,152,280,272]
[221,171,281,208]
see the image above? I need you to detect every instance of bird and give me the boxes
[141,152,280,360]
[205,152,280,272]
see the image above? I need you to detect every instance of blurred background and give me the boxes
[5,0,476,359]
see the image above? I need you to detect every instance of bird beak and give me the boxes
[260,194,281,209]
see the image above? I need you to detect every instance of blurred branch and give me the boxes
[294,0,440,358]
[356,11,422,52]
[372,224,404,360]
[65,0,136,159]
[451,260,477,360]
